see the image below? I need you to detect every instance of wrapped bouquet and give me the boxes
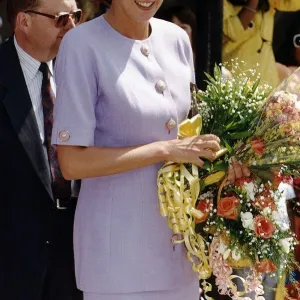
[157,63,300,299]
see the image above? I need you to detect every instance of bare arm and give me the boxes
[57,135,221,180]
[238,0,259,30]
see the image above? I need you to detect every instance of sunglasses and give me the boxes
[24,9,82,28]
[293,34,300,48]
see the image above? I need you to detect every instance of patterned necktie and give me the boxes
[39,62,71,199]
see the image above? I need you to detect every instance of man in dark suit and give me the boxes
[0,0,83,299]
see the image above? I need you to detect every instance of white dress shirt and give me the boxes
[14,36,55,145]
[14,37,77,198]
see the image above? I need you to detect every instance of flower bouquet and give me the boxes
[196,68,300,299]
[157,63,300,299]
[203,175,298,299]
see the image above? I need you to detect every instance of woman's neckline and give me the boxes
[100,14,154,43]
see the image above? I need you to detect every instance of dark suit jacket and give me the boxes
[0,38,76,299]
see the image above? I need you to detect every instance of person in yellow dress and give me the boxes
[223,0,300,88]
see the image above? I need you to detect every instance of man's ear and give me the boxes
[15,12,32,34]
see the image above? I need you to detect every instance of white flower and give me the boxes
[217,240,231,260]
[217,240,227,254]
[272,211,280,223]
[272,211,289,232]
[244,181,255,201]
[232,248,241,261]
[279,238,292,254]
[241,212,254,230]
[263,207,271,216]
[223,249,231,260]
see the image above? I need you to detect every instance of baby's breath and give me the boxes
[193,61,271,147]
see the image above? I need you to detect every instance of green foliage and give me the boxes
[193,63,272,150]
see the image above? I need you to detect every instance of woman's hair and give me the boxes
[227,0,270,11]
[156,4,197,51]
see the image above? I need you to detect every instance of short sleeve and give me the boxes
[176,28,195,84]
[223,1,254,43]
[51,28,98,147]
[186,38,195,84]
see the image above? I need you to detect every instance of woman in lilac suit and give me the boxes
[51,0,223,299]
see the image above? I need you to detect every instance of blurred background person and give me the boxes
[223,0,300,88]
[274,11,300,81]
[157,0,233,83]
[76,0,110,22]
[76,0,99,22]
[156,1,196,62]
[273,13,300,295]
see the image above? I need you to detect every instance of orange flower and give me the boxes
[253,215,276,239]
[253,190,276,211]
[256,259,277,274]
[195,199,213,224]
[235,177,253,187]
[273,173,293,187]
[217,196,240,220]
[250,137,265,155]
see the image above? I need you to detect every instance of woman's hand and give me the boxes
[238,0,259,30]
[227,159,251,184]
[57,135,220,180]
[163,134,221,168]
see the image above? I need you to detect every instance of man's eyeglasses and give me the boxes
[24,9,82,28]
[293,34,300,48]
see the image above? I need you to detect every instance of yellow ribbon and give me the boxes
[177,114,202,139]
[201,280,214,300]
[227,275,250,298]
[157,115,212,280]
[157,115,256,298]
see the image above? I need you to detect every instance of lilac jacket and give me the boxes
[52,15,195,294]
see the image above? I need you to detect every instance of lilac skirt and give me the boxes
[83,279,199,300]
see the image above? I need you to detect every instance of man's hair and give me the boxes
[7,0,40,29]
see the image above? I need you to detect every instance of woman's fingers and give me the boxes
[191,158,204,168]
[227,161,250,184]
[166,135,222,166]
[197,140,221,152]
[198,149,217,161]
[233,160,243,179]
[227,167,235,184]
[242,165,251,177]
[199,134,220,143]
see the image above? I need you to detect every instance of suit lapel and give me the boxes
[1,38,53,200]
